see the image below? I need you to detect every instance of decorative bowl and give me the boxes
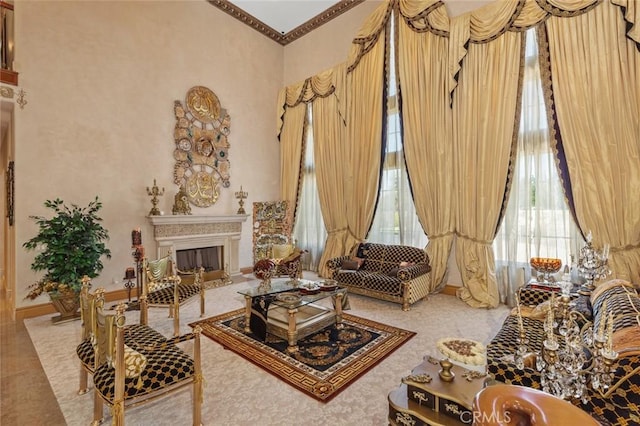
[530,257,562,282]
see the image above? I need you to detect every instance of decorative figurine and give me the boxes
[172,185,192,215]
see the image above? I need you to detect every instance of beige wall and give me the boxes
[13,1,283,307]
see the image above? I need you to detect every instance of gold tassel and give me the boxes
[111,401,124,426]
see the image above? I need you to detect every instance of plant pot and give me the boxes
[48,291,81,324]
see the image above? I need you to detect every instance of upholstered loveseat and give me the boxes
[486,279,640,425]
[326,242,431,311]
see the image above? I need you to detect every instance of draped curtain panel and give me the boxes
[452,31,523,309]
[277,88,306,222]
[546,0,640,283]
[343,1,391,252]
[397,0,454,293]
[311,65,350,278]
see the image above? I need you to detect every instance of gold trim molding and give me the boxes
[207,0,366,46]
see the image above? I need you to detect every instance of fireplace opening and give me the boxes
[175,246,222,274]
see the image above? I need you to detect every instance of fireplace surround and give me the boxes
[147,214,248,279]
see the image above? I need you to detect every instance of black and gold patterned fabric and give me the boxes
[146,283,201,306]
[77,323,169,373]
[93,343,194,400]
[486,315,545,389]
[326,243,431,310]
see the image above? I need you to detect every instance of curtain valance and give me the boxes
[346,0,392,73]
[611,0,640,43]
[276,68,344,140]
[396,0,603,100]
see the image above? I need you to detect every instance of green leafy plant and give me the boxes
[23,197,111,300]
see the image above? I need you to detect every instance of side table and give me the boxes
[388,356,490,425]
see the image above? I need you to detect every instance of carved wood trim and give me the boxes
[207,0,366,46]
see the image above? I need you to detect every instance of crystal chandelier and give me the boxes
[577,231,611,295]
[514,281,618,402]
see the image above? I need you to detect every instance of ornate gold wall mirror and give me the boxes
[173,86,231,208]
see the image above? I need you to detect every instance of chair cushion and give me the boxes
[76,324,167,372]
[93,344,194,400]
[147,284,201,306]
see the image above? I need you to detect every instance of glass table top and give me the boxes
[237,278,344,309]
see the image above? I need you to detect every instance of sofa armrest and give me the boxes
[397,263,431,281]
[326,256,350,273]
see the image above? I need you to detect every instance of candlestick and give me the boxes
[125,267,136,279]
[235,185,248,215]
[131,228,142,247]
[146,179,165,216]
[516,299,524,334]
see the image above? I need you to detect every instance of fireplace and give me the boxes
[147,214,248,279]
[175,246,222,272]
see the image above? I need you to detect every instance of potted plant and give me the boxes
[23,197,111,323]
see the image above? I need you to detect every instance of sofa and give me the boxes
[486,279,640,425]
[326,242,431,311]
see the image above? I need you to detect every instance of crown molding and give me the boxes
[207,0,366,46]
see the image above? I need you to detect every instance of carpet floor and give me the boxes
[24,274,509,425]
[190,308,415,402]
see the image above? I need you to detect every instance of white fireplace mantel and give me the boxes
[147,214,248,276]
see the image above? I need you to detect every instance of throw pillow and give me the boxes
[399,261,415,268]
[388,267,400,277]
[342,257,365,270]
[271,244,294,259]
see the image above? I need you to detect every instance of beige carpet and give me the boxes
[24,274,509,425]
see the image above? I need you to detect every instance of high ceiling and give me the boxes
[208,0,364,45]
[214,1,492,45]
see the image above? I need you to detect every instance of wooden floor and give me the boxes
[1,290,66,425]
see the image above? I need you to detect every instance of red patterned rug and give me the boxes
[190,309,415,402]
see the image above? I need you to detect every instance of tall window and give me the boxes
[367,17,428,248]
[293,105,327,272]
[493,28,582,303]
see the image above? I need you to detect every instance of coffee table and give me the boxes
[237,278,346,353]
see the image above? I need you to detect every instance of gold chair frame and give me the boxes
[141,250,205,336]
[91,296,203,425]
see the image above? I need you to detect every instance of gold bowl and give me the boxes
[530,257,562,282]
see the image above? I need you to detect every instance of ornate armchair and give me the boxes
[76,279,166,396]
[141,251,204,336]
[252,201,305,279]
[91,297,203,425]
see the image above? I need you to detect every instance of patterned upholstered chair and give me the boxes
[91,299,203,425]
[142,251,204,336]
[76,280,167,396]
[252,200,305,279]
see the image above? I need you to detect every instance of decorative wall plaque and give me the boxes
[173,86,231,208]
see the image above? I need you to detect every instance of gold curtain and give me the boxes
[611,0,640,43]
[546,0,640,282]
[452,31,523,308]
[278,100,306,208]
[397,0,454,292]
[343,1,391,251]
[277,73,340,224]
[312,65,350,278]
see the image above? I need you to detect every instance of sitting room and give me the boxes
[1,0,638,424]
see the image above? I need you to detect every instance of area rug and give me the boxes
[189,308,415,402]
